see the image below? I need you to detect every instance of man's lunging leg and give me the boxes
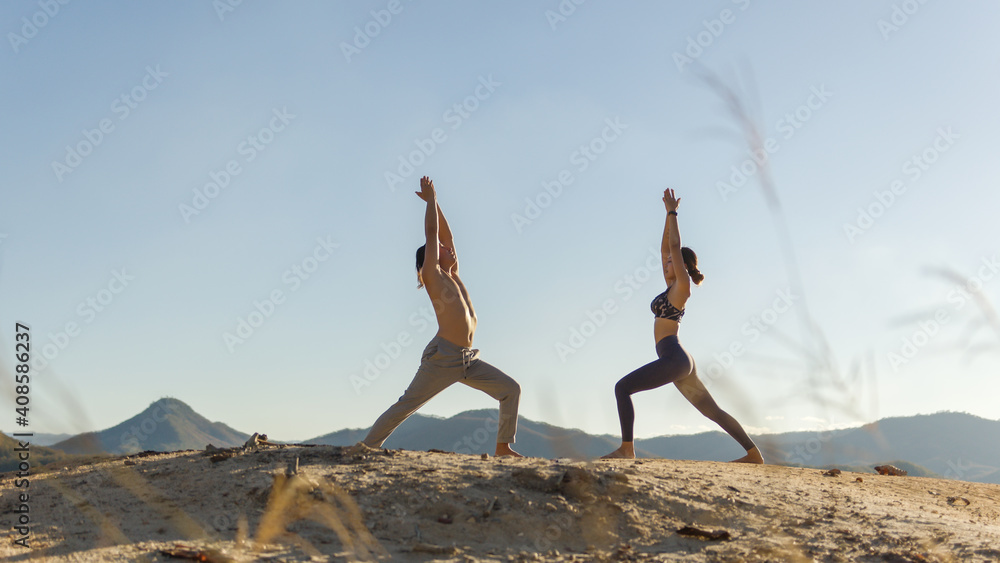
[363,364,456,448]
[462,358,522,457]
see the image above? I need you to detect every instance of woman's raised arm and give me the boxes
[661,188,690,295]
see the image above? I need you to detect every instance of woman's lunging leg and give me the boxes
[674,370,763,463]
[614,361,670,443]
[603,346,693,459]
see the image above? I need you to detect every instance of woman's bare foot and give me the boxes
[731,447,764,464]
[600,442,635,459]
[495,443,523,457]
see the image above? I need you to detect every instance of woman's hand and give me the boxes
[663,188,680,212]
[416,176,436,201]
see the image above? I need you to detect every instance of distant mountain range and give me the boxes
[306,409,1000,484]
[0,432,71,473]
[46,397,248,455]
[306,410,622,459]
[27,432,74,447]
[4,398,997,485]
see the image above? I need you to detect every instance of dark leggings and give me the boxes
[614,336,756,451]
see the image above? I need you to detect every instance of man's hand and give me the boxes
[663,188,680,212]
[416,176,436,201]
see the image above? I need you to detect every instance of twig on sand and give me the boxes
[677,525,732,541]
[159,544,234,562]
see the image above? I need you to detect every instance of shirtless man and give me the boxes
[362,176,523,457]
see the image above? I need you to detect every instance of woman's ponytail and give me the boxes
[681,247,704,285]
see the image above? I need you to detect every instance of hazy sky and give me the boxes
[2,1,998,445]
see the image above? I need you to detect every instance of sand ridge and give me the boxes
[2,444,999,561]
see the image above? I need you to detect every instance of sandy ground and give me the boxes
[2,444,999,562]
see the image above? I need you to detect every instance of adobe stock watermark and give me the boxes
[210,510,245,534]
[223,236,339,353]
[843,126,957,243]
[8,0,72,54]
[885,254,999,372]
[702,288,799,384]
[179,107,295,223]
[30,269,136,373]
[716,84,833,202]
[213,0,245,22]
[350,306,437,394]
[340,0,414,63]
[672,0,752,73]
[68,467,111,503]
[544,0,587,31]
[511,117,627,234]
[384,75,501,192]
[554,247,659,362]
[51,65,168,183]
[533,509,576,552]
[878,0,933,41]
[118,401,181,452]
[452,411,500,454]
[786,420,839,465]
[942,458,973,480]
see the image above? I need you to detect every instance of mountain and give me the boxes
[37,397,1000,485]
[305,410,620,458]
[306,409,1000,484]
[27,432,74,446]
[0,432,72,472]
[760,411,1000,484]
[49,397,249,455]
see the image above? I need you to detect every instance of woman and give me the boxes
[601,188,763,463]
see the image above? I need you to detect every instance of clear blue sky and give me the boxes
[2,1,998,444]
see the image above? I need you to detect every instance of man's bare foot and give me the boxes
[344,441,376,456]
[600,442,635,459]
[731,447,764,464]
[495,443,523,457]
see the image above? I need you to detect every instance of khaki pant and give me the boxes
[363,335,520,447]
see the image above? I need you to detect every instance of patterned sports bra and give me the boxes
[650,287,684,322]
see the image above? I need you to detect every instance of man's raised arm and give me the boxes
[420,176,439,269]
[437,202,456,252]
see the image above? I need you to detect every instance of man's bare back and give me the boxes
[423,262,476,348]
